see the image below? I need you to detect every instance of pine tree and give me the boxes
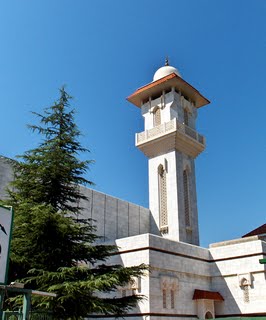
[10,88,92,213]
[6,88,146,319]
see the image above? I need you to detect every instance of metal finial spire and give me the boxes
[165,56,169,66]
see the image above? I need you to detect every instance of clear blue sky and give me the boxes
[1,0,266,247]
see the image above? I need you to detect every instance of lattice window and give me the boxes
[243,285,249,303]
[170,289,175,309]
[184,109,189,126]
[137,277,141,293]
[162,289,167,308]
[183,170,190,227]
[241,278,250,303]
[158,165,168,231]
[154,107,161,127]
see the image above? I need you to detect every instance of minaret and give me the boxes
[127,60,210,245]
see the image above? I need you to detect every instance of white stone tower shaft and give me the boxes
[127,65,209,245]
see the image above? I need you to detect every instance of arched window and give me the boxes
[154,107,161,127]
[183,169,190,227]
[170,289,175,309]
[158,164,168,232]
[184,109,189,126]
[162,289,167,308]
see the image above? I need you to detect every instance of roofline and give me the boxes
[242,224,266,238]
[127,73,210,109]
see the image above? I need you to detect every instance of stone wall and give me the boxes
[0,156,14,199]
[209,236,266,316]
[0,156,151,241]
[79,186,150,241]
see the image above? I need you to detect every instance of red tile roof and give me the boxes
[193,289,224,301]
[242,224,266,238]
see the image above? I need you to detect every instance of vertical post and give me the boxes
[0,290,4,320]
[22,293,31,320]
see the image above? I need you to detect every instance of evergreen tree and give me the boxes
[6,88,146,319]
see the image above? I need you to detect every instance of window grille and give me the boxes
[137,277,141,293]
[241,279,250,303]
[183,170,190,227]
[154,107,161,127]
[243,285,249,303]
[170,289,175,309]
[158,165,168,231]
[162,289,167,308]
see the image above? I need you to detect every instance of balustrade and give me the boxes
[136,119,204,146]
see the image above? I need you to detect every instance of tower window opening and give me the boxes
[151,92,162,100]
[153,107,161,127]
[158,164,168,233]
[184,109,189,126]
[183,170,190,227]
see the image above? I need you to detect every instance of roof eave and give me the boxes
[127,73,210,109]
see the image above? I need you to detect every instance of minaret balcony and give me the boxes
[136,119,205,158]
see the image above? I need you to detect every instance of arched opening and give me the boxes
[183,108,189,126]
[205,311,213,319]
[158,164,168,233]
[183,169,190,227]
[170,289,175,309]
[162,288,167,308]
[153,107,161,127]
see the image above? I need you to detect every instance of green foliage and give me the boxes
[27,264,146,319]
[5,87,146,319]
[9,88,93,213]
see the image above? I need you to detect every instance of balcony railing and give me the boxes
[136,119,205,146]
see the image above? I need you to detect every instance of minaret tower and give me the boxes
[127,60,210,245]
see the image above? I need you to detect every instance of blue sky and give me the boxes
[0,0,266,247]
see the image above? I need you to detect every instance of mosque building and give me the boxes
[0,60,266,320]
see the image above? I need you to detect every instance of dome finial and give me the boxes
[153,59,181,81]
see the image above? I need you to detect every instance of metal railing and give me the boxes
[136,118,205,146]
[3,311,53,320]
